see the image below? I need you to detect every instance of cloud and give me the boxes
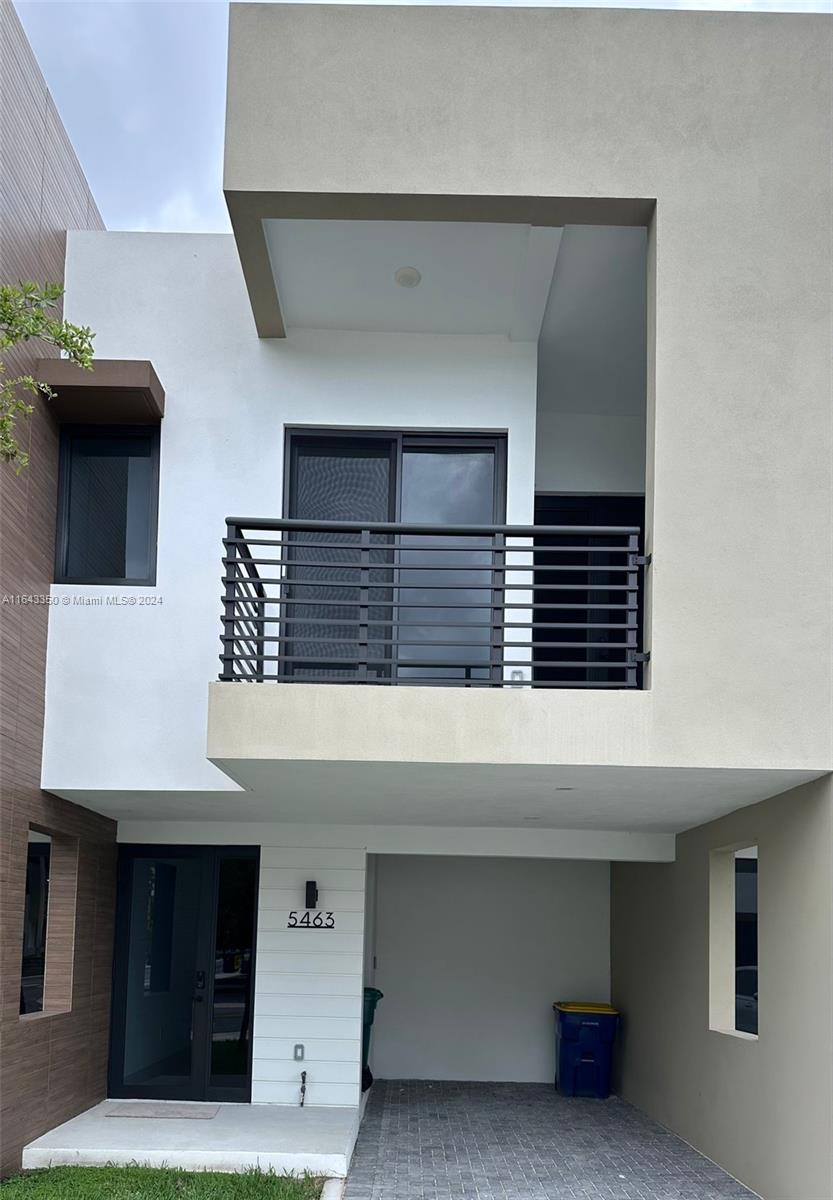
[124,187,230,235]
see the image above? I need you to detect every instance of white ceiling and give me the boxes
[52,764,825,835]
[264,218,562,337]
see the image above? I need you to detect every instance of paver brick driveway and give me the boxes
[344,1081,756,1200]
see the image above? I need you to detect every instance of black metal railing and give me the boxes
[220,518,649,688]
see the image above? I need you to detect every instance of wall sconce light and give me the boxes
[305,880,319,910]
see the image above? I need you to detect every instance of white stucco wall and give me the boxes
[43,231,537,795]
[370,855,610,1082]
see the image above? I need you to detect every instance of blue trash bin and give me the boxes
[554,1002,619,1099]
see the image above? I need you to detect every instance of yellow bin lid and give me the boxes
[554,1002,619,1014]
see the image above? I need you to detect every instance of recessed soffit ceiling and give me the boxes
[263,218,562,338]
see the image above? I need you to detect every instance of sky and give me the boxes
[16,0,832,235]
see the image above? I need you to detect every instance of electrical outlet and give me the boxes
[293,1043,305,1061]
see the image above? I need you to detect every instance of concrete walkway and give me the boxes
[343,1081,757,1200]
[22,1099,362,1177]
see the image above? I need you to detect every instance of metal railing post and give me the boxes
[490,531,505,687]
[220,521,238,680]
[358,527,370,682]
[625,531,639,688]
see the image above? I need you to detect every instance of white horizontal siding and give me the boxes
[256,973,360,996]
[251,1081,360,1106]
[256,1037,360,1062]
[256,993,363,1019]
[259,931,364,955]
[259,890,366,914]
[253,1059,360,1085]
[260,847,366,870]
[257,952,363,976]
[260,868,364,892]
[255,1015,361,1040]
[253,844,366,1109]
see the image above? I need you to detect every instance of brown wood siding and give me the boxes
[0,2,115,1177]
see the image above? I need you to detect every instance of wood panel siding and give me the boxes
[0,2,114,1177]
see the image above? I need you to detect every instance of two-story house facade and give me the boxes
[10,5,833,1199]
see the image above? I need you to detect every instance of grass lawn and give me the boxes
[0,1166,325,1199]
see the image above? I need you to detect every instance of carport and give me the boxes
[355,856,758,1199]
[344,1080,756,1200]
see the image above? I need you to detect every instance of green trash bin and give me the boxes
[362,987,383,1091]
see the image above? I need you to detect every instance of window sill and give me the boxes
[19,1006,72,1023]
[711,1026,758,1042]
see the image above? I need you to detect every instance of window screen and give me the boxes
[57,428,158,583]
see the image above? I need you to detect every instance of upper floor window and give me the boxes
[56,426,160,585]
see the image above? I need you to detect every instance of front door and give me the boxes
[109,845,259,1102]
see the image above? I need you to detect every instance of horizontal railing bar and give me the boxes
[222,596,637,610]
[226,540,634,555]
[222,635,632,649]
[226,519,640,536]
[223,576,635,592]
[220,673,636,688]
[223,557,636,573]
[225,653,634,667]
[228,609,633,628]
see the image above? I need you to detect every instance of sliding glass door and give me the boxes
[284,431,506,682]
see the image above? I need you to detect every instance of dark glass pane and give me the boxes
[20,833,51,1014]
[288,442,393,679]
[210,857,257,1085]
[64,434,153,580]
[398,449,496,681]
[735,855,758,1035]
[121,856,201,1087]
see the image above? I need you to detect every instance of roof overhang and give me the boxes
[36,358,165,424]
[224,191,654,340]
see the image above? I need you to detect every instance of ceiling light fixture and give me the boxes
[394,265,421,288]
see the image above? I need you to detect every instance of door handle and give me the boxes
[195,970,206,989]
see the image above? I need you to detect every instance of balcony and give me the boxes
[219,518,648,689]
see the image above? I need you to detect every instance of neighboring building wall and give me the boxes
[42,230,537,797]
[535,226,646,495]
[0,3,114,1177]
[611,775,833,1200]
[370,855,610,1082]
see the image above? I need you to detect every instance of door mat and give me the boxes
[106,1103,220,1120]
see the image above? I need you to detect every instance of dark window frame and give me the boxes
[280,428,508,683]
[55,424,161,586]
[283,427,508,523]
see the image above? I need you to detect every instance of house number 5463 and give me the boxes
[287,911,335,929]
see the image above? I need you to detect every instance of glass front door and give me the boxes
[110,846,258,1102]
